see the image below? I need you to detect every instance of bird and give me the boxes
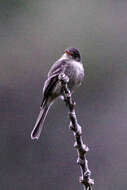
[31,47,85,140]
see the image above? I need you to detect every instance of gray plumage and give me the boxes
[31,48,84,140]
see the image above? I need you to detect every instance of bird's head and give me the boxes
[65,47,81,62]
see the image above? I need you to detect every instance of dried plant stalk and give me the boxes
[59,73,94,190]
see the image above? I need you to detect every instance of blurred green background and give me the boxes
[0,0,127,189]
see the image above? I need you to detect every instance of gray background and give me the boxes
[0,0,127,189]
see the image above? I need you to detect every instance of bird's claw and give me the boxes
[58,73,69,83]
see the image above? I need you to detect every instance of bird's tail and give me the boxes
[31,100,51,140]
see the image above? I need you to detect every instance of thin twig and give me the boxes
[59,73,94,190]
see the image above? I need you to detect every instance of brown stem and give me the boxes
[59,73,94,190]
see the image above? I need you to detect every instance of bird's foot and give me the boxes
[58,73,69,83]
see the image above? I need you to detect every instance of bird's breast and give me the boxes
[71,61,84,80]
[65,61,84,90]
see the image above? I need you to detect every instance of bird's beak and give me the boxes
[65,50,70,55]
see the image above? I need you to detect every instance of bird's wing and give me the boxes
[48,59,69,77]
[41,60,69,106]
[41,74,58,107]
[43,74,58,97]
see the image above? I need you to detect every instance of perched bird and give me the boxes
[31,47,85,140]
